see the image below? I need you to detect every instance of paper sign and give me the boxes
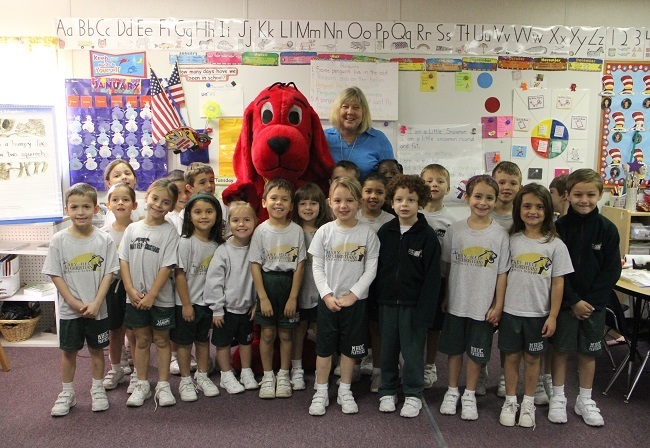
[455,72,472,92]
[553,125,566,138]
[556,95,573,109]
[497,116,513,137]
[571,116,587,130]
[555,168,570,178]
[485,151,500,172]
[420,72,437,92]
[528,168,543,179]
[512,145,527,158]
[537,140,548,153]
[528,95,544,109]
[550,139,563,153]
[481,117,497,138]
[515,117,530,131]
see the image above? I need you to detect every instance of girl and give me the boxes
[438,175,510,421]
[308,177,380,416]
[205,202,259,394]
[165,170,190,233]
[357,172,393,392]
[118,178,179,407]
[290,183,330,391]
[498,184,572,428]
[103,160,143,226]
[372,159,403,215]
[171,193,224,401]
[101,184,137,392]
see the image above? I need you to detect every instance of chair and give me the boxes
[602,293,630,370]
[0,339,9,372]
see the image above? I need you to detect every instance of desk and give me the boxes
[604,279,649,402]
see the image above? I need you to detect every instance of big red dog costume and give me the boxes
[222,82,333,219]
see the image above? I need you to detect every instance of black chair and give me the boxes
[602,292,630,370]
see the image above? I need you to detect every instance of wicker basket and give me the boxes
[0,315,41,342]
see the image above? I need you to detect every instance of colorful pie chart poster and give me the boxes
[531,119,569,159]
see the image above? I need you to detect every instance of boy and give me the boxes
[44,183,120,416]
[374,175,440,418]
[550,169,621,427]
[250,179,306,399]
[331,160,361,182]
[550,174,570,218]
[420,164,455,388]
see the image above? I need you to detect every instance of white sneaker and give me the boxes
[379,395,398,413]
[276,371,293,398]
[548,395,567,423]
[102,368,125,390]
[575,396,604,426]
[291,367,306,390]
[534,376,550,405]
[124,344,133,366]
[497,373,506,398]
[240,370,259,390]
[423,363,437,389]
[155,382,176,407]
[91,387,109,412]
[461,394,478,420]
[190,355,198,372]
[400,397,422,418]
[179,377,198,402]
[360,354,374,376]
[333,362,341,376]
[519,400,536,428]
[543,376,553,399]
[476,365,488,396]
[220,373,245,394]
[121,347,133,374]
[370,370,381,393]
[337,389,358,414]
[127,382,152,407]
[120,359,132,376]
[309,389,329,416]
[195,373,219,397]
[439,390,460,415]
[127,373,138,394]
[258,373,276,399]
[169,355,180,375]
[499,399,518,426]
[51,390,76,417]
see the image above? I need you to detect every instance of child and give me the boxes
[250,179,306,399]
[119,178,180,407]
[420,164,455,389]
[308,177,380,416]
[549,174,570,219]
[44,183,120,416]
[290,183,330,391]
[550,169,621,426]
[331,160,361,183]
[439,175,509,421]
[357,172,394,392]
[165,170,190,232]
[373,159,403,182]
[101,184,137,392]
[103,160,143,226]
[498,184,573,429]
[205,202,259,394]
[171,193,224,401]
[375,175,440,418]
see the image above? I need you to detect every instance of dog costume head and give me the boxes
[222,82,333,214]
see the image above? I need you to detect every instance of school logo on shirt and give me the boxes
[130,237,160,254]
[452,247,497,268]
[264,245,299,263]
[325,243,366,262]
[63,253,105,273]
[190,255,213,276]
[435,228,447,239]
[511,253,553,276]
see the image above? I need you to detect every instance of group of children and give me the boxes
[46,156,620,428]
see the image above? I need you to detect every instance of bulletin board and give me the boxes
[0,105,64,223]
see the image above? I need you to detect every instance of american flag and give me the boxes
[150,68,182,144]
[168,62,185,107]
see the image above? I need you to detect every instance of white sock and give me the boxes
[171,351,178,358]
[522,395,534,405]
[91,378,103,389]
[339,382,351,392]
[278,369,290,376]
[241,368,254,376]
[553,385,565,397]
[138,379,150,389]
[505,394,517,403]
[157,381,169,388]
[316,382,328,391]
[62,382,74,392]
[463,389,476,398]
[448,386,459,394]
[544,374,552,382]
[221,370,234,379]
[195,371,207,379]
[111,363,121,372]
[372,367,381,375]
[291,359,302,369]
[263,370,274,378]
[578,387,592,400]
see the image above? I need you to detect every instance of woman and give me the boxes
[325,87,394,179]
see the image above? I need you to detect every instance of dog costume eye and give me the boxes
[261,102,273,124]
[288,105,302,125]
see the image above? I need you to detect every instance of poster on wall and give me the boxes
[0,105,63,223]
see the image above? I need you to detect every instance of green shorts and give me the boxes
[124,304,175,331]
[170,305,212,345]
[439,313,494,363]
[59,317,109,352]
[211,311,254,347]
[316,299,368,359]
[551,308,605,355]
[299,305,318,323]
[254,270,300,329]
[498,312,547,355]
[106,279,126,331]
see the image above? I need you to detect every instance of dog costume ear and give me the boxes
[300,105,334,190]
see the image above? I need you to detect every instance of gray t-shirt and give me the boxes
[101,224,125,280]
[42,228,119,320]
[504,232,574,317]
[356,210,394,233]
[118,220,179,307]
[249,221,306,272]
[422,207,456,277]
[309,221,380,300]
[491,211,513,231]
[204,239,255,315]
[299,230,319,309]
[175,235,219,307]
[442,219,510,320]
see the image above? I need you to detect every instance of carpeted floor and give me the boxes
[0,339,648,448]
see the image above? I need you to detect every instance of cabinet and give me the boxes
[0,222,63,347]
[601,205,650,257]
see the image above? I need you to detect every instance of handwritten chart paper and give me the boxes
[0,106,63,223]
[397,124,483,203]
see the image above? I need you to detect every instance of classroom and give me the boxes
[0,1,649,447]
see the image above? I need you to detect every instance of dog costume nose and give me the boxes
[268,137,290,156]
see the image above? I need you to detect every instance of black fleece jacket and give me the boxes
[555,206,621,311]
[372,213,441,325]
